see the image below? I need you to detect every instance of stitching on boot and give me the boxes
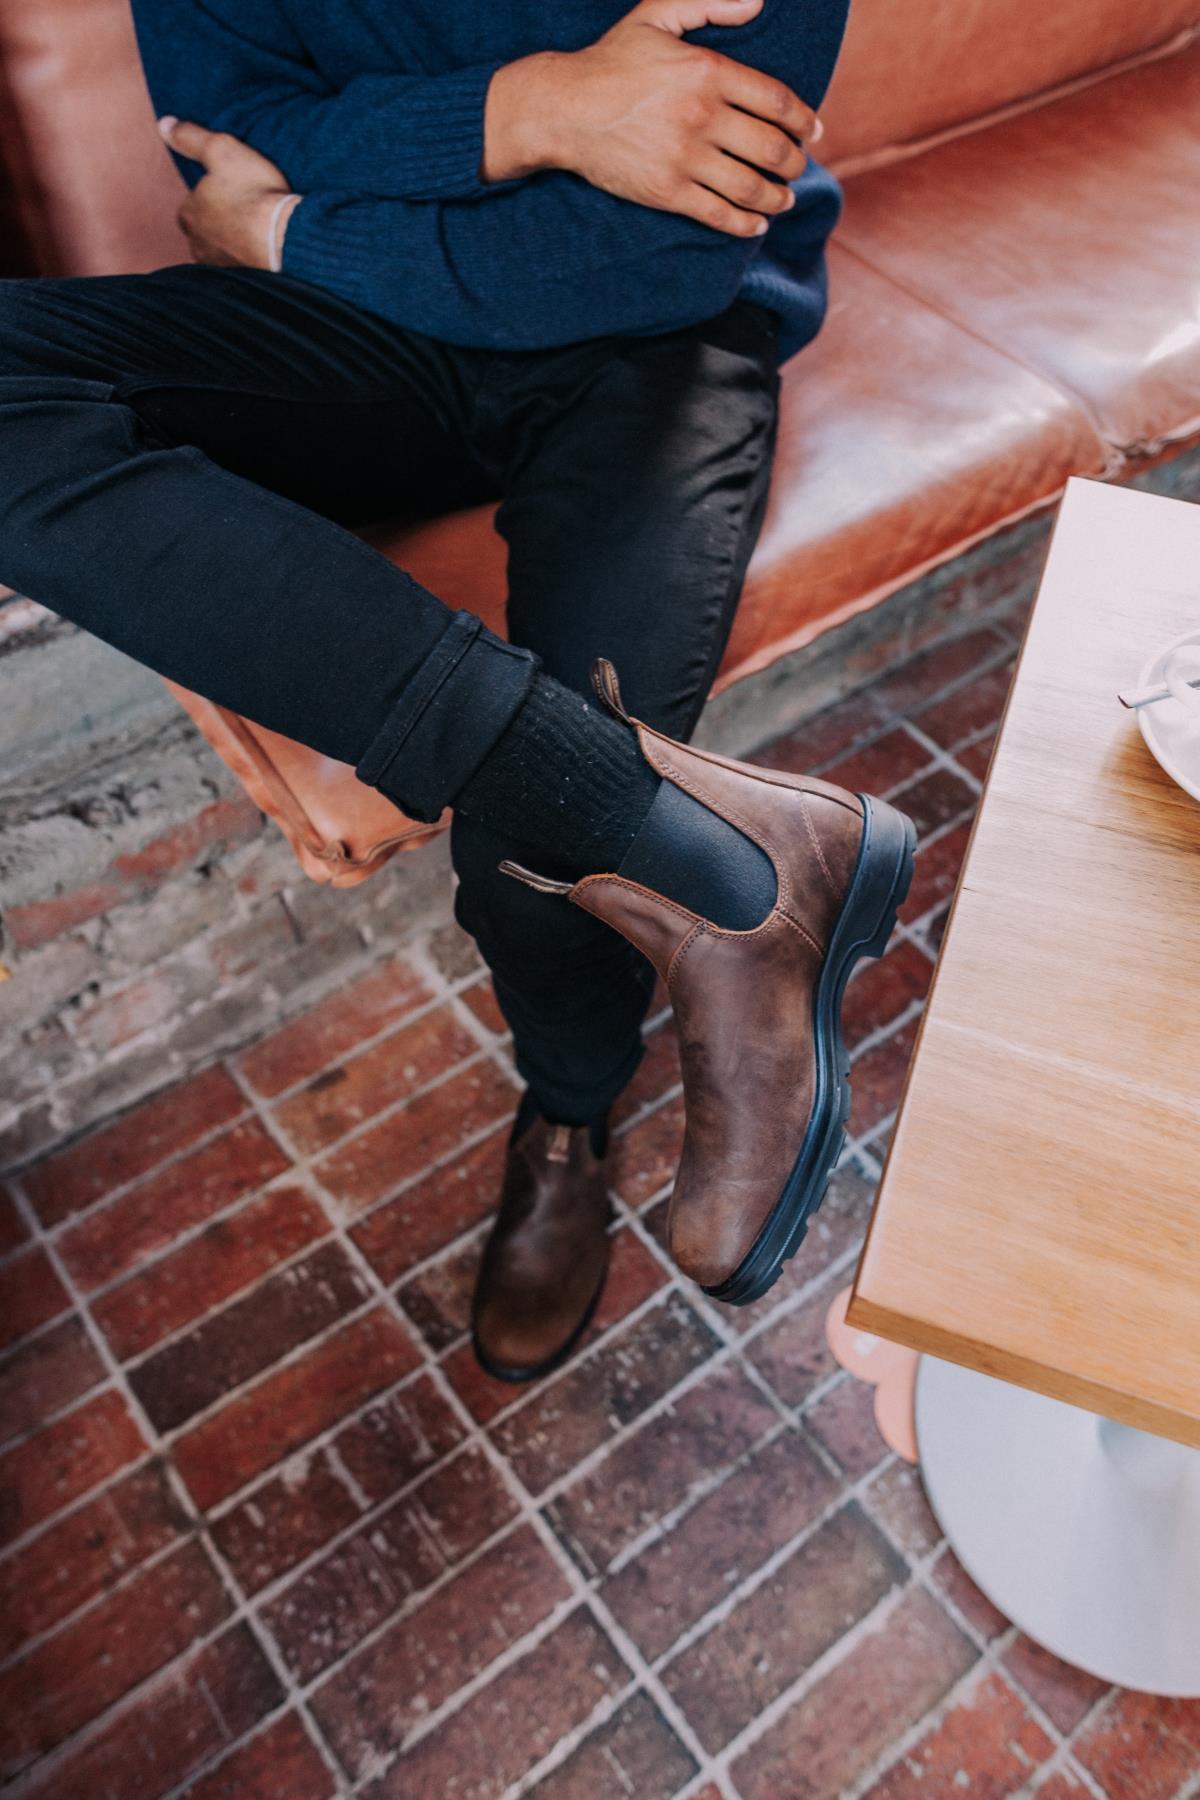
[575,874,702,927]
[667,923,704,992]
[779,908,824,957]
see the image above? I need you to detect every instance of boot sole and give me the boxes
[703,795,917,1308]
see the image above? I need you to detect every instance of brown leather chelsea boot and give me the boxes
[501,660,916,1307]
[472,1113,613,1382]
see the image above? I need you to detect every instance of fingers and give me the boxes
[678,180,771,237]
[716,61,820,141]
[636,0,763,35]
[693,147,795,219]
[713,110,807,183]
[158,116,218,164]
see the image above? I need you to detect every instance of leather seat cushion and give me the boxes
[835,42,1200,455]
[818,0,1198,167]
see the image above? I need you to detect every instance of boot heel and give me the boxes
[844,795,918,963]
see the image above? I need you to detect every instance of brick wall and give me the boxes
[2,447,1197,1172]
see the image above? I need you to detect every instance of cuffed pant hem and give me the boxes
[355,611,538,823]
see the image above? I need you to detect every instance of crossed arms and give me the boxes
[133,0,848,346]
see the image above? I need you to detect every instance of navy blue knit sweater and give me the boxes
[131,1,849,362]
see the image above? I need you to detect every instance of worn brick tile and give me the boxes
[0,1460,188,1660]
[210,1448,361,1596]
[264,1504,439,1683]
[130,1241,370,1433]
[1001,1633,1110,1735]
[1073,1690,1200,1799]
[602,1428,838,1661]
[663,1504,906,1752]
[0,1247,70,1351]
[459,978,507,1037]
[20,1624,282,1800]
[929,1545,1009,1641]
[873,629,1008,717]
[273,1003,479,1157]
[865,1670,1052,1798]
[754,689,890,776]
[612,1095,685,1208]
[804,1373,889,1478]
[93,1183,329,1362]
[366,1610,631,1800]
[822,728,932,801]
[173,1307,419,1511]
[266,1446,516,1682]
[549,1363,777,1577]
[842,940,933,1055]
[23,1066,246,1226]
[315,1060,517,1216]
[236,955,432,1098]
[590,1226,669,1330]
[397,1235,482,1351]
[891,768,977,842]
[913,657,1015,752]
[725,1160,877,1335]
[181,1712,333,1800]
[334,1372,466,1507]
[899,821,971,926]
[862,1462,942,1559]
[427,920,484,984]
[732,1586,977,1800]
[0,1317,105,1446]
[441,1337,527,1426]
[0,1187,29,1256]
[0,1388,145,1547]
[350,1127,508,1284]
[523,1691,695,1800]
[310,1524,570,1779]
[489,1294,719,1494]
[922,903,951,956]
[849,1018,919,1138]
[959,729,998,782]
[1029,1772,1093,1800]
[744,1280,841,1407]
[611,1022,683,1126]
[58,1120,290,1294]
[0,1539,230,1774]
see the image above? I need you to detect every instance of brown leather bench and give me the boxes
[3,0,1198,881]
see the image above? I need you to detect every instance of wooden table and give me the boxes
[846,476,1200,1692]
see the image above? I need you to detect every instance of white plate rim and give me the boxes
[1137,627,1200,805]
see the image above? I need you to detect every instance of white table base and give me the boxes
[916,1356,1200,1695]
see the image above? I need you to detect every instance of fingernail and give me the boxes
[811,116,825,143]
[784,189,796,208]
[755,218,768,235]
[158,115,178,138]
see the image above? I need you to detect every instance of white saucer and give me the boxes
[1137,628,1200,805]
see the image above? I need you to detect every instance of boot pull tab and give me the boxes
[591,658,633,724]
[499,859,573,896]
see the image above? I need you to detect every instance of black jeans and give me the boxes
[0,263,780,1120]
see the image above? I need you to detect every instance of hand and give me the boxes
[158,117,300,268]
[483,0,820,238]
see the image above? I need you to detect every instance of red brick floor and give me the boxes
[4,604,1196,1798]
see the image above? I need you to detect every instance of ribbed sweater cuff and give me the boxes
[382,59,506,199]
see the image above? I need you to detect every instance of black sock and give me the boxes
[457,669,775,929]
[455,672,660,875]
[618,777,776,931]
